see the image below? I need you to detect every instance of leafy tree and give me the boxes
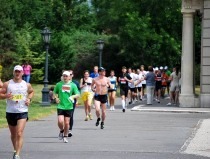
[15,24,45,82]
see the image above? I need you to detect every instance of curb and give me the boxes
[131,105,210,113]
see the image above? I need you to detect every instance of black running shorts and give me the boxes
[120,87,129,97]
[129,87,137,93]
[94,94,107,104]
[6,112,28,126]
[57,109,73,117]
[137,87,142,92]
[155,82,162,91]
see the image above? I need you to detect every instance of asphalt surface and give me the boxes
[1,97,210,159]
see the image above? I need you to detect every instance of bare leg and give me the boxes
[87,97,92,114]
[58,115,64,131]
[121,95,126,109]
[64,117,70,137]
[94,100,101,118]
[84,100,88,116]
[108,92,112,106]
[101,103,106,122]
[8,119,27,156]
[111,91,116,106]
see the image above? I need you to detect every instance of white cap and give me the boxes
[14,65,23,71]
[155,67,159,71]
[160,66,163,70]
[62,71,70,76]
[164,66,168,70]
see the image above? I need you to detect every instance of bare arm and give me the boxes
[25,83,34,106]
[107,78,113,89]
[125,77,133,83]
[80,78,88,89]
[91,78,96,92]
[0,82,12,100]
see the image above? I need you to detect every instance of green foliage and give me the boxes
[0,0,201,83]
[15,24,45,82]
[49,30,110,82]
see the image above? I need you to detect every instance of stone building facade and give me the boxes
[180,0,210,107]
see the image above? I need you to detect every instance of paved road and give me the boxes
[1,97,210,159]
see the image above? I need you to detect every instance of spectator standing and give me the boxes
[22,61,32,83]
[145,66,156,105]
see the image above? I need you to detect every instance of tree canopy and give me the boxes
[0,0,201,83]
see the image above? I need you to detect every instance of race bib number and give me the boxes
[12,94,23,101]
[62,85,71,93]
[111,84,115,89]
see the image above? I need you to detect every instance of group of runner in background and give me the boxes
[80,65,180,115]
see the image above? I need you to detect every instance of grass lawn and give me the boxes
[0,84,57,128]
[0,84,200,128]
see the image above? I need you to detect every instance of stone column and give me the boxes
[200,0,210,107]
[179,10,198,107]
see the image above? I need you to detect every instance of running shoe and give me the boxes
[13,151,16,158]
[112,106,115,111]
[68,131,72,137]
[101,122,104,129]
[109,107,113,111]
[96,118,100,126]
[89,114,93,120]
[63,137,68,143]
[122,109,125,113]
[13,155,20,159]
[157,100,160,103]
[166,102,172,106]
[58,131,64,140]
[84,116,89,121]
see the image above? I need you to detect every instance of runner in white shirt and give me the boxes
[128,68,138,104]
[136,69,144,100]
[0,65,34,159]
[140,65,147,100]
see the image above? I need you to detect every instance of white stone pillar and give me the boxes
[179,11,199,107]
[200,0,210,107]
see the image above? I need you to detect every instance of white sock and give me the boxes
[122,100,125,109]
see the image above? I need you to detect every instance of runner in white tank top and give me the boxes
[6,79,29,113]
[0,65,34,159]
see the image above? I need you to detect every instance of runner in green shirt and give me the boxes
[54,71,80,143]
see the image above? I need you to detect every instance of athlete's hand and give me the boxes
[25,98,31,106]
[55,98,60,104]
[6,92,13,100]
[68,96,74,103]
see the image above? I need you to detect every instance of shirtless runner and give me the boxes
[91,67,113,129]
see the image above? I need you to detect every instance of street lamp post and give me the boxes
[96,39,104,67]
[41,27,51,106]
